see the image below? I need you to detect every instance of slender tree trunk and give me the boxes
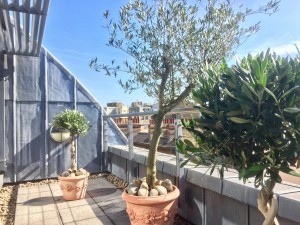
[146,110,165,188]
[70,134,77,172]
[257,180,279,225]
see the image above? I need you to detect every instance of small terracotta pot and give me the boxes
[122,185,180,225]
[58,174,89,200]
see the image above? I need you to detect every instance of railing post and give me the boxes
[0,52,6,179]
[103,120,109,171]
[127,117,134,182]
[175,115,185,215]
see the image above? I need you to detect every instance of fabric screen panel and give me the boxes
[107,118,128,145]
[47,58,74,102]
[77,87,92,103]
[15,102,45,181]
[3,46,127,182]
[15,56,43,101]
[77,103,102,173]
[4,101,13,182]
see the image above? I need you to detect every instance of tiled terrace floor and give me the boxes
[14,178,131,225]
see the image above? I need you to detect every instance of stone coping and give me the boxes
[108,145,300,223]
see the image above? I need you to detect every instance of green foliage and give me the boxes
[51,109,90,136]
[91,0,279,188]
[177,50,300,188]
[90,0,279,107]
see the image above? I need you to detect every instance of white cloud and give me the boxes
[253,40,300,56]
[270,41,300,56]
[236,40,300,59]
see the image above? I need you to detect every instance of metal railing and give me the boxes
[102,107,199,213]
[102,107,198,118]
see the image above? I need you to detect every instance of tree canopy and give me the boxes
[91,0,279,110]
[177,49,300,225]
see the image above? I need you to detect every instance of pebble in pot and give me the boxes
[155,180,162,186]
[149,189,159,196]
[156,185,167,195]
[70,172,76,177]
[76,168,88,176]
[138,188,149,196]
[161,179,173,192]
[138,181,149,196]
[132,178,142,186]
[61,170,71,177]
[127,184,139,196]
[140,182,149,190]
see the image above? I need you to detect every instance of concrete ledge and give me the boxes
[278,191,300,222]
[186,167,223,194]
[133,148,147,165]
[222,177,260,206]
[108,144,300,224]
[109,145,178,177]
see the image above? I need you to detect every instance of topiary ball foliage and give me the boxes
[51,109,90,136]
[177,49,300,188]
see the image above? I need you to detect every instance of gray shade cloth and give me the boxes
[3,47,127,182]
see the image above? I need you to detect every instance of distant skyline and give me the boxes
[43,0,300,106]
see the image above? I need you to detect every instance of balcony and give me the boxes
[0,47,299,224]
[0,2,300,224]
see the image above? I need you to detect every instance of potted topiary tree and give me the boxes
[51,109,90,200]
[177,50,300,225]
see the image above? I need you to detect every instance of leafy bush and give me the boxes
[177,50,300,186]
[51,109,90,136]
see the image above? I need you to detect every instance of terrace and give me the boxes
[1,1,300,225]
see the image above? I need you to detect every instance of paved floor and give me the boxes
[14,178,131,225]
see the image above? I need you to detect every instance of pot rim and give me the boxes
[122,185,180,205]
[58,173,89,181]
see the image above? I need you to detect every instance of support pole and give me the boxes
[127,117,134,182]
[44,50,49,178]
[103,120,109,171]
[0,52,6,174]
[175,115,185,215]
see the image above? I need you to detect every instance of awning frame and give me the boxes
[0,0,50,56]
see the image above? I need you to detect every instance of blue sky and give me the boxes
[43,0,300,107]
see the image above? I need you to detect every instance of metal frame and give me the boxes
[0,0,50,56]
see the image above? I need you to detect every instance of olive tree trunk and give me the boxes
[70,133,77,172]
[146,110,166,189]
[257,180,279,225]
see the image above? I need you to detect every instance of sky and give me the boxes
[42,0,300,107]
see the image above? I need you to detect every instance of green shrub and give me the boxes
[177,50,300,186]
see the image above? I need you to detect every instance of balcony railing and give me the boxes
[102,107,199,187]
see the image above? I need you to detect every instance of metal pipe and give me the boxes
[103,107,198,118]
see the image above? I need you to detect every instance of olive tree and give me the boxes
[90,0,279,188]
[177,50,300,225]
[51,109,90,173]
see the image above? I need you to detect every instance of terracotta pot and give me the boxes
[122,185,180,225]
[58,174,89,200]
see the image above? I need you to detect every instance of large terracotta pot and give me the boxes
[122,185,180,225]
[58,174,89,200]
